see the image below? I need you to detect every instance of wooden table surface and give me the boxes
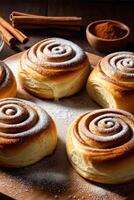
[0,1,134,200]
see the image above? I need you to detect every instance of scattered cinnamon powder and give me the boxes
[94,22,127,39]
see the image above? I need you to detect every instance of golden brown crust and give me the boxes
[0,61,17,98]
[87,52,134,113]
[0,98,57,168]
[66,109,134,184]
[19,38,90,99]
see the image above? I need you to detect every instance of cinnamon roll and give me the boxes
[19,38,90,100]
[0,61,17,98]
[87,52,134,113]
[0,98,57,168]
[66,109,134,184]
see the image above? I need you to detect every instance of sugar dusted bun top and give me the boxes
[100,51,134,88]
[21,38,88,76]
[0,98,50,140]
[73,108,134,161]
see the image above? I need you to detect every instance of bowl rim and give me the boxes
[0,31,4,48]
[86,19,130,42]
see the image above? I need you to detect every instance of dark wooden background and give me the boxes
[0,0,134,60]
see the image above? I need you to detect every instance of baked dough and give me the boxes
[0,61,17,98]
[19,38,90,100]
[66,108,134,184]
[87,52,134,113]
[0,98,57,168]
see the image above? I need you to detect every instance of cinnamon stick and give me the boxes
[12,16,82,25]
[0,17,28,44]
[10,11,82,31]
[0,24,15,47]
[14,28,28,43]
[10,11,33,20]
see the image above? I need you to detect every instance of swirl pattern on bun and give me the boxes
[101,52,134,86]
[87,52,134,113]
[0,98,57,168]
[19,38,90,99]
[66,109,134,184]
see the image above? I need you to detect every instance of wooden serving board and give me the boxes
[0,52,134,200]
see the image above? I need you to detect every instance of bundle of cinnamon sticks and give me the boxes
[10,11,82,31]
[0,17,28,47]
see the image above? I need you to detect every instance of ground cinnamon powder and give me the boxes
[94,22,127,39]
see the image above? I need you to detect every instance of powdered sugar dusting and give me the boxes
[0,52,132,200]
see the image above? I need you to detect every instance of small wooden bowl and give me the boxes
[86,20,130,52]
